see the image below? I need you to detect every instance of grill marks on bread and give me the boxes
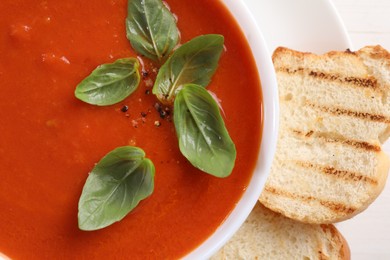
[291,129,381,152]
[277,67,378,90]
[294,161,378,185]
[264,186,357,215]
[306,102,390,124]
[309,71,377,89]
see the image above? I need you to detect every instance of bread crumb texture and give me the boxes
[260,46,390,224]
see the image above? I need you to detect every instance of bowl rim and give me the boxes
[183,0,279,259]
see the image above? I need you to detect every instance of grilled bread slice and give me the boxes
[212,202,350,260]
[260,46,390,224]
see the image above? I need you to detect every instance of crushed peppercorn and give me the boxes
[141,70,149,78]
[121,105,129,112]
[154,102,171,119]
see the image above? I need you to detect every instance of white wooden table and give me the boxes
[243,0,390,259]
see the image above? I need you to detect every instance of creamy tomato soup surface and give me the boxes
[0,0,262,258]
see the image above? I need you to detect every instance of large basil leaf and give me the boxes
[153,34,224,104]
[126,0,180,62]
[75,58,140,106]
[174,84,236,177]
[78,146,155,231]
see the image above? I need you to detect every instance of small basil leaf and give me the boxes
[75,58,140,106]
[174,84,236,178]
[126,0,180,62]
[153,34,224,104]
[78,146,155,231]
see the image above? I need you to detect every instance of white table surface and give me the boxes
[244,0,390,259]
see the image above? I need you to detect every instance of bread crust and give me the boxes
[338,229,351,260]
[358,45,390,64]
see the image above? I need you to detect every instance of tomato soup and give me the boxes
[0,0,262,258]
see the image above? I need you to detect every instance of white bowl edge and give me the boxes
[183,0,279,259]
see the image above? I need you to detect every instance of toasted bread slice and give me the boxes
[259,46,390,224]
[212,203,350,260]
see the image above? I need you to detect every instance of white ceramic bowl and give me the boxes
[184,0,279,259]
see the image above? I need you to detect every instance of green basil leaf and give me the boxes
[153,34,224,104]
[75,58,140,106]
[78,146,155,231]
[126,0,180,62]
[174,84,236,178]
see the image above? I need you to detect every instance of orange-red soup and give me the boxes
[0,0,262,258]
